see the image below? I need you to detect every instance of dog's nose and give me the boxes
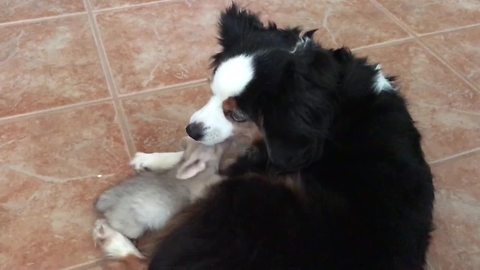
[186,123,204,141]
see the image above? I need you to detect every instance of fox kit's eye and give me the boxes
[230,110,248,122]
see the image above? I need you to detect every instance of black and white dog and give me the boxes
[150,4,434,270]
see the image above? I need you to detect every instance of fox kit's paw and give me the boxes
[93,219,144,259]
[130,152,183,172]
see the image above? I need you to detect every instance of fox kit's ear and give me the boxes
[176,140,225,179]
[176,158,207,180]
[176,142,214,180]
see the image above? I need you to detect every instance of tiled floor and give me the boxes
[0,0,479,269]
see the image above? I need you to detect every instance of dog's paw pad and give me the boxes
[130,152,154,172]
[92,219,144,259]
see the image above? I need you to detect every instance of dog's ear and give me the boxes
[217,4,264,50]
[261,59,334,172]
[303,29,318,39]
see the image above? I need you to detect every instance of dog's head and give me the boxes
[186,4,341,172]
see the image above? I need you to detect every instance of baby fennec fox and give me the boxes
[92,137,241,259]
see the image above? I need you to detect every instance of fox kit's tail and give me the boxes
[95,191,117,212]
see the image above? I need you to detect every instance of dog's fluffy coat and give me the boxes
[149,4,435,270]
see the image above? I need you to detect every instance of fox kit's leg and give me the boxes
[93,219,145,259]
[93,219,147,269]
[130,151,184,172]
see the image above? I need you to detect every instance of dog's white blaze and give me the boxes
[211,54,254,99]
[374,64,394,93]
[189,54,253,145]
[189,95,233,145]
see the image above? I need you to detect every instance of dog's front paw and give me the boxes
[92,219,144,259]
[130,152,154,172]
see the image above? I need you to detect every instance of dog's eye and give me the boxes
[230,110,248,122]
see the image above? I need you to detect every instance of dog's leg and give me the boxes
[93,219,145,260]
[130,151,184,172]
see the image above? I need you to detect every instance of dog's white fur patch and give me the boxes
[211,54,254,99]
[373,64,394,93]
[189,95,233,145]
[290,36,311,53]
[189,55,254,145]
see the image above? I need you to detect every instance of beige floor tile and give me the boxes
[0,16,109,117]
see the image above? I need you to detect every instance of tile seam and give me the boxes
[351,37,414,52]
[410,101,480,116]
[0,81,211,124]
[0,98,112,125]
[416,39,480,93]
[118,79,209,99]
[430,147,480,166]
[84,0,136,158]
[93,0,185,14]
[0,11,87,27]
[418,22,480,38]
[369,0,417,36]
[60,258,103,270]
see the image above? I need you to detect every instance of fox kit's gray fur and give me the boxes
[92,122,258,260]
[95,137,231,239]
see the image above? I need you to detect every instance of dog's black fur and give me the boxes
[150,4,434,270]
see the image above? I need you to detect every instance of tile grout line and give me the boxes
[343,21,480,53]
[429,147,480,166]
[351,36,414,52]
[410,101,480,117]
[0,80,209,125]
[417,22,480,38]
[60,258,104,270]
[370,0,480,40]
[0,11,87,27]
[0,0,186,27]
[0,98,112,125]
[370,0,480,93]
[93,0,185,14]
[118,78,209,99]
[0,79,210,125]
[369,0,417,36]
[416,40,480,93]
[83,0,136,158]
